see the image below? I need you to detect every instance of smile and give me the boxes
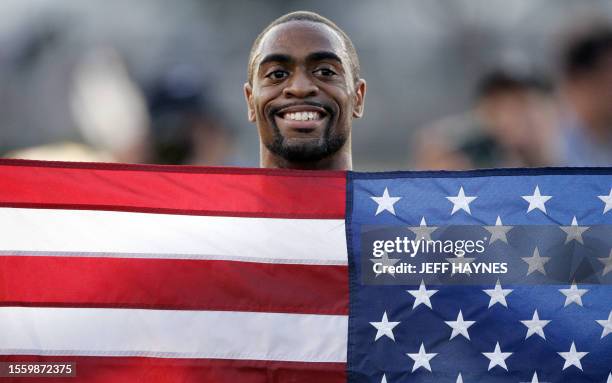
[281,111,323,121]
[273,105,330,135]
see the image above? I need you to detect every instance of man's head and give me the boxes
[474,70,553,151]
[560,24,612,132]
[244,11,366,170]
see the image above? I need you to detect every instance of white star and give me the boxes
[558,342,588,371]
[520,372,552,383]
[406,280,438,309]
[526,372,540,383]
[599,249,612,276]
[522,185,552,214]
[371,187,401,216]
[371,252,400,278]
[522,247,550,275]
[370,311,400,341]
[560,216,589,244]
[482,342,512,371]
[484,216,512,244]
[408,217,437,242]
[446,187,477,215]
[456,373,463,383]
[406,343,437,372]
[596,310,612,338]
[607,372,612,383]
[446,257,476,277]
[521,310,550,340]
[380,374,388,383]
[445,310,476,340]
[599,188,612,214]
[559,282,588,307]
[483,279,513,308]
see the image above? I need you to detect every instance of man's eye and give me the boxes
[314,68,337,77]
[266,70,289,80]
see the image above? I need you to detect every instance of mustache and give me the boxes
[268,101,334,116]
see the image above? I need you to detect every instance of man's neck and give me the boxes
[260,147,352,170]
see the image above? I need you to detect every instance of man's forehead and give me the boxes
[257,21,348,62]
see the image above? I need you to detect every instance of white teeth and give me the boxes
[283,111,321,121]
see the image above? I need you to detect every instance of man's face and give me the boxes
[590,52,612,125]
[572,51,612,128]
[245,21,365,163]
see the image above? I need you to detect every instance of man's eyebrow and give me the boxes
[258,53,293,67]
[306,51,343,64]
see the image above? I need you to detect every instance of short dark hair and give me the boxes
[247,11,360,85]
[475,69,551,100]
[562,24,612,78]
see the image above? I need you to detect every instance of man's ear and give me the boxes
[244,82,256,122]
[352,79,366,118]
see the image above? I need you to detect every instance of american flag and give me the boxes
[1,161,611,382]
[0,159,348,382]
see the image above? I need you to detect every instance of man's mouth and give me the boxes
[273,106,329,135]
[279,111,324,121]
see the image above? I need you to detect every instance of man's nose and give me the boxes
[282,70,318,98]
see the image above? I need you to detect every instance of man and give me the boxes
[556,23,612,166]
[244,11,366,170]
[414,69,556,170]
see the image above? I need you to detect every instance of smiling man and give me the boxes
[245,11,366,170]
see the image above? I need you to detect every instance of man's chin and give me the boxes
[268,135,347,163]
[282,136,324,147]
[278,145,328,162]
[266,139,326,163]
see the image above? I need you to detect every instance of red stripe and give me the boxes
[0,355,346,383]
[0,256,349,315]
[0,159,346,219]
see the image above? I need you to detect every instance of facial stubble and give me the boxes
[264,111,348,163]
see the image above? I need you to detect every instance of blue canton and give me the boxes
[347,169,612,383]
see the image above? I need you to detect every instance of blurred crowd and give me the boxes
[1,1,611,169]
[2,44,237,166]
[415,21,612,169]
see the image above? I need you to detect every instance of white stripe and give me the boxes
[0,208,347,265]
[0,307,348,363]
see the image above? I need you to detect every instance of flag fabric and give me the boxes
[1,160,612,383]
[349,169,612,383]
[0,159,348,382]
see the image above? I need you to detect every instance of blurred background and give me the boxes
[1,0,612,170]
